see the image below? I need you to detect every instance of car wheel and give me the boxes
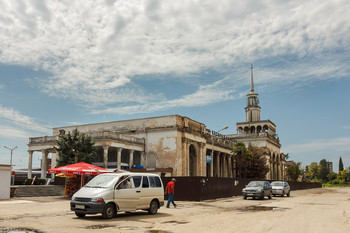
[281,191,284,197]
[75,212,86,218]
[243,195,247,200]
[102,203,116,219]
[287,190,290,197]
[148,200,159,215]
[260,192,264,200]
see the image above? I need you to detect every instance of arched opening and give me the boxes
[244,126,250,134]
[257,125,262,134]
[250,126,255,134]
[189,144,197,176]
[263,125,269,133]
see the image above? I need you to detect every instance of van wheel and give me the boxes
[75,212,86,218]
[148,200,158,215]
[102,203,116,219]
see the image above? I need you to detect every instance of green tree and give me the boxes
[308,162,319,180]
[318,159,329,182]
[339,157,344,172]
[232,142,253,178]
[246,145,269,179]
[286,162,302,181]
[327,172,337,182]
[55,129,97,167]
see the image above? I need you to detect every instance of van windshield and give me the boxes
[85,175,119,188]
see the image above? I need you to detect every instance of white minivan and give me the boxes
[70,172,164,219]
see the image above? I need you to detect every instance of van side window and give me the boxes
[133,176,142,188]
[142,176,149,188]
[149,176,162,187]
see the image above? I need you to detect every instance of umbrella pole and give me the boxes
[81,175,83,188]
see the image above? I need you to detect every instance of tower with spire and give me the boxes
[230,65,283,180]
[245,64,261,122]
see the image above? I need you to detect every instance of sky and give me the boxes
[0,0,349,173]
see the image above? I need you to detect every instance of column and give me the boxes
[51,152,57,169]
[216,152,221,177]
[222,155,226,177]
[28,150,34,178]
[129,150,134,169]
[41,150,48,179]
[116,147,122,170]
[103,146,109,169]
[266,157,271,180]
[182,138,189,176]
[140,151,145,167]
[228,155,232,178]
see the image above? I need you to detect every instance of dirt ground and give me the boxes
[0,187,349,233]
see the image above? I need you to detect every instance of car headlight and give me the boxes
[91,197,104,202]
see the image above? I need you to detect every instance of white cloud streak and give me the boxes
[0,105,50,133]
[284,137,350,154]
[1,0,349,114]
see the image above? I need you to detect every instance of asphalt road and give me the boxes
[0,187,349,233]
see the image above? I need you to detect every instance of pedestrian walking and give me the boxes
[165,178,177,208]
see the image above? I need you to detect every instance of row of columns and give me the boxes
[28,146,143,179]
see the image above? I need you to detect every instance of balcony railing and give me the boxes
[29,131,144,145]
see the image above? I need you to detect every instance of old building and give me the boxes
[27,66,285,180]
[28,115,235,178]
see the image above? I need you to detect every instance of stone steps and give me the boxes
[13,185,65,197]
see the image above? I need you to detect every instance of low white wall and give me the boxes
[0,164,11,199]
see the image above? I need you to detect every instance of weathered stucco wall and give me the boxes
[0,164,11,199]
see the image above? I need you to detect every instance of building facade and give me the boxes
[27,66,285,180]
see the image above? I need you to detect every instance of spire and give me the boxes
[250,64,254,93]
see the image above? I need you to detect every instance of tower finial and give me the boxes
[250,64,254,93]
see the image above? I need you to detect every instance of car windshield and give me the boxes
[247,181,264,187]
[84,175,119,188]
[271,182,284,186]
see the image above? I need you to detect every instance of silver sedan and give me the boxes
[271,181,290,197]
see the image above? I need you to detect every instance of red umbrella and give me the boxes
[48,162,110,175]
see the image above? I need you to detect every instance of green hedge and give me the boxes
[23,178,47,185]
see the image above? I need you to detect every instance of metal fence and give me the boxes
[162,177,322,201]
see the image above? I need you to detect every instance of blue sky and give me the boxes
[0,0,349,172]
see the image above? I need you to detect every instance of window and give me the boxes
[142,176,149,188]
[149,176,162,187]
[132,176,142,188]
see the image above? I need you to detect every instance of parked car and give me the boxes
[242,181,272,200]
[70,172,164,219]
[271,181,290,197]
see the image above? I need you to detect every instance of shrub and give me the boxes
[23,178,47,185]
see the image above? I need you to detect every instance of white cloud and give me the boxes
[0,105,51,133]
[0,0,349,113]
[284,137,350,154]
[0,125,33,139]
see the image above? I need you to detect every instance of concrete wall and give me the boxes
[0,164,11,199]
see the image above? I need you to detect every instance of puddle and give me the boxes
[147,230,172,233]
[240,206,285,211]
[118,226,139,230]
[162,220,189,224]
[0,227,43,233]
[85,224,115,229]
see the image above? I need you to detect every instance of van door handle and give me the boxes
[136,191,141,193]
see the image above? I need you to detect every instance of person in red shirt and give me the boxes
[165,178,177,208]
